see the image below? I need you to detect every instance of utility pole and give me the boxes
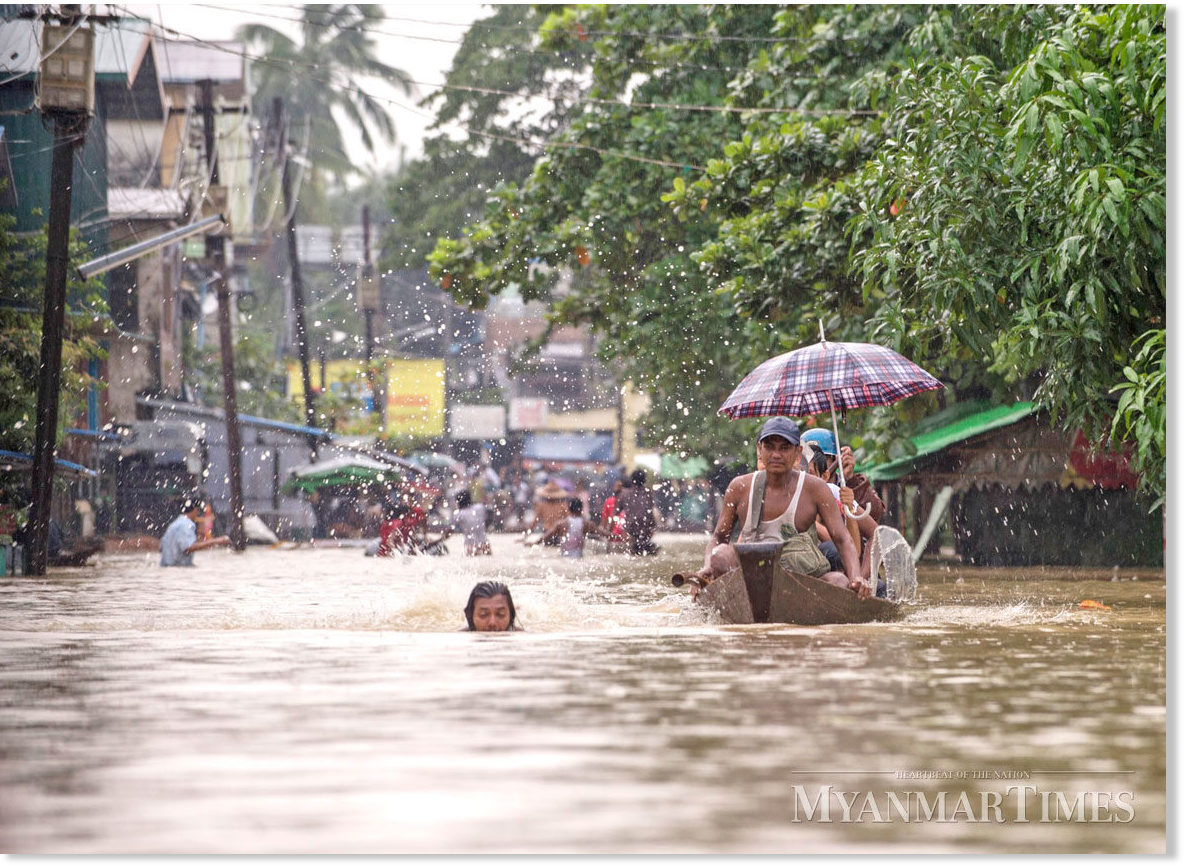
[275,96,318,453]
[28,8,91,576]
[359,205,384,429]
[200,79,246,551]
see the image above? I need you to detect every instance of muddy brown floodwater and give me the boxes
[0,532,1165,853]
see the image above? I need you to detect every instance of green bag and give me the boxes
[778,523,832,578]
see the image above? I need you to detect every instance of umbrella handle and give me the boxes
[844,502,871,521]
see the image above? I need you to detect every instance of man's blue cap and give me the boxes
[758,416,801,445]
[801,427,837,455]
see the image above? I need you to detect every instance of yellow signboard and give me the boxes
[287,358,445,437]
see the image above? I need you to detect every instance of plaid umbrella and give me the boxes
[719,333,943,510]
[719,340,943,420]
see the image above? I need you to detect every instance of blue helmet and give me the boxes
[800,427,837,456]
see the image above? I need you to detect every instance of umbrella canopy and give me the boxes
[367,449,428,477]
[282,455,408,494]
[719,340,943,420]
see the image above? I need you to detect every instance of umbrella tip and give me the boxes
[818,320,826,342]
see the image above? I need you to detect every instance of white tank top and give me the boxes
[740,470,806,543]
[561,516,585,555]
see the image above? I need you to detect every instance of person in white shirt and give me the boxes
[159,495,229,567]
[453,489,492,556]
[542,497,602,559]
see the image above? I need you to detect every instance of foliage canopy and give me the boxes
[418,4,1164,500]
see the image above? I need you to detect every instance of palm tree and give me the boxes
[237,5,413,185]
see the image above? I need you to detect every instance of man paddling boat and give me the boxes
[689,417,870,599]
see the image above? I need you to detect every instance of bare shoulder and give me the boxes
[723,472,754,501]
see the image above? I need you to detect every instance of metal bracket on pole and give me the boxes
[77,215,225,279]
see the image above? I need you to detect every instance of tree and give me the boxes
[428,5,781,459]
[236,4,413,187]
[382,5,582,272]
[424,4,1166,502]
[849,4,1165,498]
[0,209,106,457]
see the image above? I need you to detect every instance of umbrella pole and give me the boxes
[826,389,871,523]
[827,392,846,489]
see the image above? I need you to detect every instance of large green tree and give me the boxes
[848,4,1165,498]
[426,4,1165,501]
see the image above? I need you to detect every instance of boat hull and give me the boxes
[696,541,903,625]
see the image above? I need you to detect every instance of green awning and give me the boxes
[864,402,1036,482]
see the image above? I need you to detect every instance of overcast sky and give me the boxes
[116,2,490,172]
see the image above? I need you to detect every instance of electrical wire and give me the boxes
[91,14,873,178]
[109,6,878,122]
[190,2,848,46]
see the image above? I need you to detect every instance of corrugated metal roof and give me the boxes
[108,186,187,220]
[152,39,245,84]
[94,18,150,76]
[864,402,1037,482]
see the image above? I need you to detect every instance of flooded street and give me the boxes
[0,533,1165,854]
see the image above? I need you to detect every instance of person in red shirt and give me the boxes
[377,499,426,556]
[599,479,627,548]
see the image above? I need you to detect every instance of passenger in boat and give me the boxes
[805,446,877,580]
[160,494,230,567]
[462,580,521,631]
[690,417,869,599]
[453,489,492,556]
[541,497,600,558]
[799,427,885,522]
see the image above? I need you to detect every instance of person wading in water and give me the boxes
[462,581,522,632]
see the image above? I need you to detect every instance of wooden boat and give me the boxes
[675,540,903,625]
[48,538,104,567]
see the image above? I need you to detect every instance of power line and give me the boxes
[189,3,825,45]
[102,6,881,179]
[112,5,877,119]
[108,9,880,147]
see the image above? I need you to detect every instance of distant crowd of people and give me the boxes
[369,463,679,560]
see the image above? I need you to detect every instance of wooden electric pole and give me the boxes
[200,79,246,551]
[27,116,87,576]
[28,7,91,576]
[275,97,317,453]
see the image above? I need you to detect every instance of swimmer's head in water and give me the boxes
[464,580,517,631]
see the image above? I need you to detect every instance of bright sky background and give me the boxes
[116,2,490,173]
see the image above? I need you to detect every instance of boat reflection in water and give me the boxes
[0,533,1165,853]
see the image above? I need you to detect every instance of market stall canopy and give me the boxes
[0,449,97,480]
[281,455,412,494]
[366,449,428,477]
